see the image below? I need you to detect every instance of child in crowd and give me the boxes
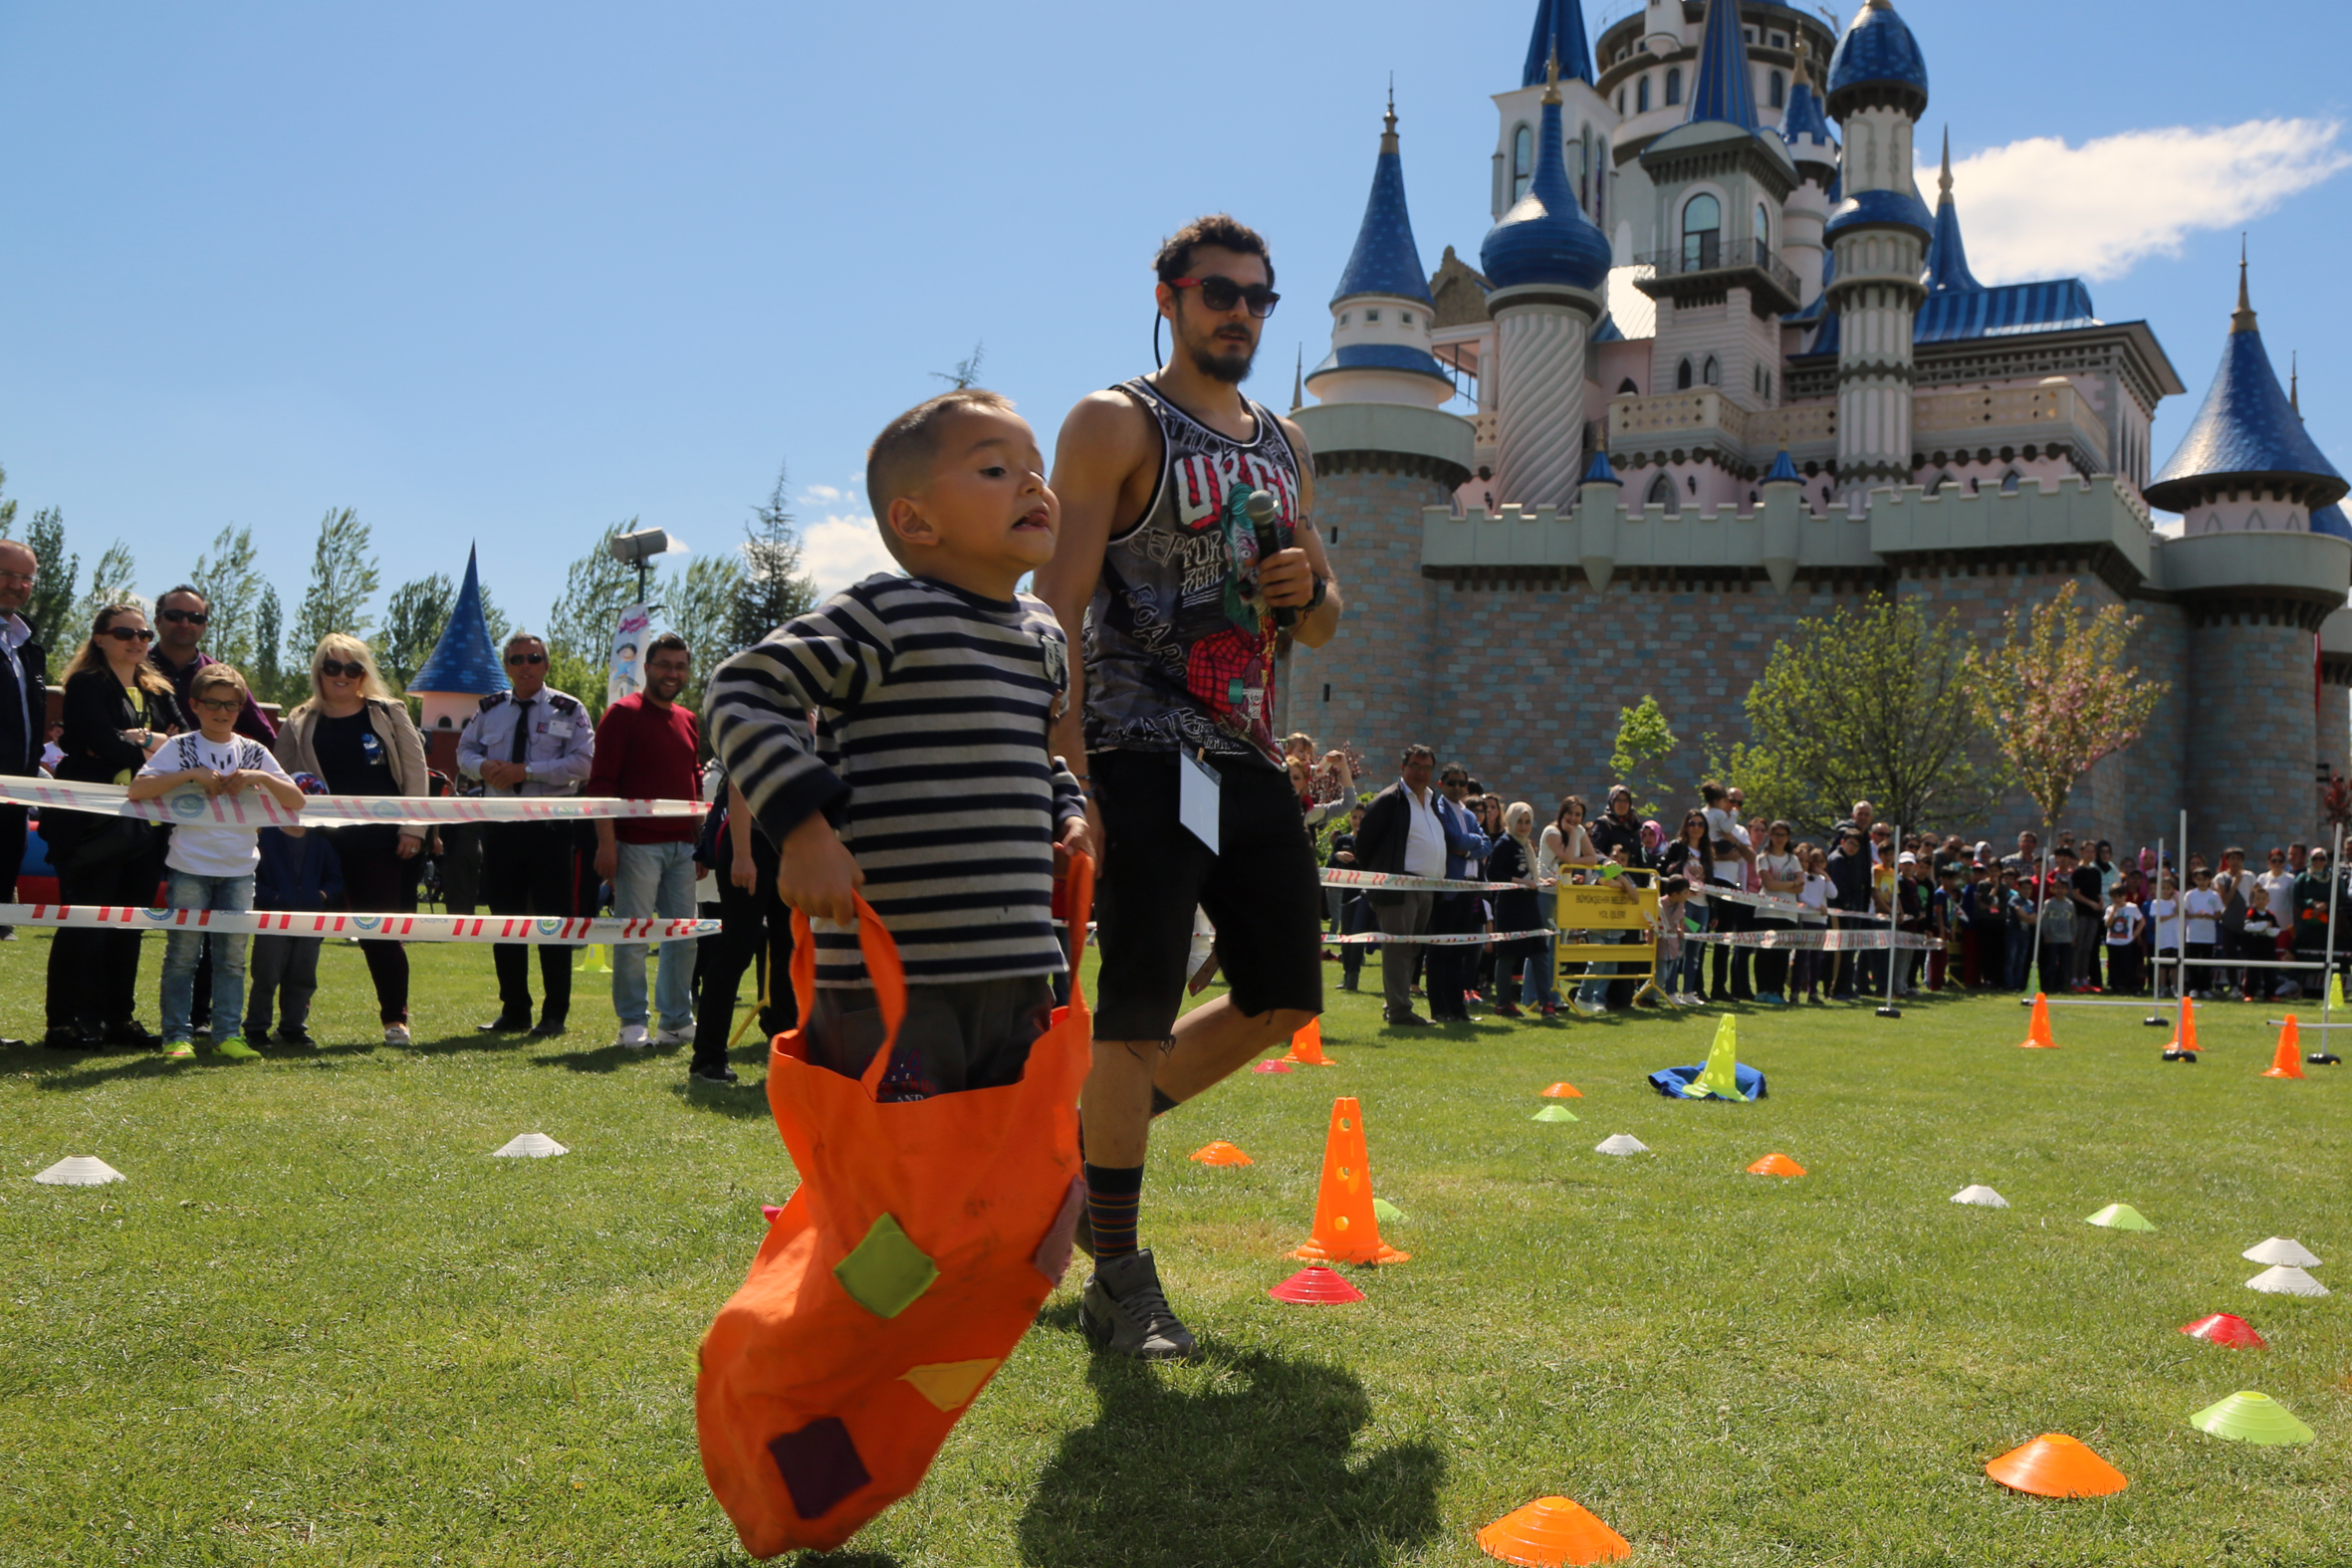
[2147,873,2182,1000]
[127,664,306,1061]
[242,773,343,1046]
[2103,884,2144,995]
[2002,870,2036,991]
[1794,845,1830,1003]
[2181,866,2225,1000]
[702,387,1086,1103]
[1654,874,1692,1006]
[2241,885,2282,1000]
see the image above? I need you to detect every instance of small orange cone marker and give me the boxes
[1252,1058,1294,1074]
[1292,1096,1409,1264]
[1477,1496,1632,1566]
[1281,1017,1338,1066]
[1985,1434,2128,1498]
[2019,993,2058,1048]
[2180,1312,2267,1349]
[2262,1016,2306,1079]
[1188,1140,1254,1167]
[1539,1082,1583,1099]
[2167,996,2201,1055]
[1747,1152,1805,1177]
[1266,1265,1365,1305]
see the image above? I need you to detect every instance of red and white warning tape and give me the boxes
[0,903,716,946]
[0,778,706,827]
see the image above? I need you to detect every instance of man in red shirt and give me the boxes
[588,633,703,1049]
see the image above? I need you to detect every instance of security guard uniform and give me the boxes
[458,685,596,1032]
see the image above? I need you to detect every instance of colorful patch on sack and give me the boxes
[1033,1176,1084,1286]
[832,1213,938,1319]
[766,1416,870,1520]
[900,1358,1001,1413]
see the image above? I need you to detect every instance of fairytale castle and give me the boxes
[1283,0,2351,848]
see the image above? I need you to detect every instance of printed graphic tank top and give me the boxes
[1081,377,1302,768]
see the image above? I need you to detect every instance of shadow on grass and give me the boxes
[18,1046,190,1092]
[1015,1324,1444,1568]
[669,1079,772,1119]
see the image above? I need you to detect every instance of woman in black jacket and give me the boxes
[42,604,175,1046]
[1658,810,1713,1000]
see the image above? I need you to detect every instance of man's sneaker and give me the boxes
[163,1041,196,1061]
[687,1062,741,1086]
[615,1023,652,1049]
[653,1025,694,1045]
[1077,1249,1197,1362]
[383,1023,412,1047]
[211,1035,261,1061]
[1758,993,1785,1007]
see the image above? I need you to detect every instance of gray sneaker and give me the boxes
[1077,1249,1197,1362]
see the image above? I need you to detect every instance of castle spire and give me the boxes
[1520,0,1594,90]
[1686,0,1761,130]
[2290,351,2299,414]
[1292,345,1303,413]
[2233,236,2257,334]
[1327,92,1433,307]
[1924,127,1982,293]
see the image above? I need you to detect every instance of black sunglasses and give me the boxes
[319,657,364,678]
[1170,275,1280,319]
[105,625,156,643]
[159,607,209,625]
[506,651,546,666]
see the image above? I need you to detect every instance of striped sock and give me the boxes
[1082,1162,1145,1259]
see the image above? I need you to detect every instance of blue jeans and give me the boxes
[612,840,699,1030]
[162,870,253,1043]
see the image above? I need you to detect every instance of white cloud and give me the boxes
[800,483,846,504]
[801,511,900,595]
[1925,118,2349,284]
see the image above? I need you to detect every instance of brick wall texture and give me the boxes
[1279,463,2339,855]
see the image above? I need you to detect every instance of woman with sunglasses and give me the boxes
[41,604,175,1047]
[274,635,429,1045]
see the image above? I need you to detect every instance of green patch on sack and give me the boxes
[833,1213,939,1319]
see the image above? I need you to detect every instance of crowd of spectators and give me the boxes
[0,544,774,1081]
[1307,740,2350,1022]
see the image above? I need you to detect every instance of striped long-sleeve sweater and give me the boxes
[705,572,1084,988]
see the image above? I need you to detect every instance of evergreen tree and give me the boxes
[188,525,264,670]
[289,508,381,656]
[380,573,456,694]
[730,466,818,647]
[20,506,78,649]
[252,585,291,706]
[74,541,142,629]
[669,552,744,713]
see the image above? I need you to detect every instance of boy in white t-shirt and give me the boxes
[2103,887,2144,995]
[128,664,305,1061]
[2180,867,2226,1000]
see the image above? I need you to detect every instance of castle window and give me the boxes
[1665,67,1682,107]
[1702,355,1720,386]
[1769,71,1784,109]
[1682,192,1721,270]
[1647,474,1680,516]
[1771,32,1785,47]
[1338,313,1349,327]
[1687,474,1699,495]
[1513,124,1532,202]
[1756,200,1770,251]
[2247,509,2269,531]
[1677,357,1694,390]
[1616,88,1626,114]
[1618,377,1639,395]
[1365,310,1380,323]
[1321,684,1330,703]
[1594,136,1608,221]
[1400,312,1413,325]
[1637,76,1651,113]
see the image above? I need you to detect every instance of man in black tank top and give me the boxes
[1039,214,1346,1361]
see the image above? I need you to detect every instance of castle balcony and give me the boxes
[1911,379,2110,478]
[1633,238,1803,317]
[1606,392,1839,475]
[2153,529,2352,629]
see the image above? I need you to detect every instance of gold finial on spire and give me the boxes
[1542,46,1562,106]
[2290,350,2300,414]
[1791,35,1809,88]
[1292,345,1304,413]
[1939,126,1953,198]
[2232,234,2257,334]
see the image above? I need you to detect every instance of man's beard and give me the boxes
[1186,333,1257,384]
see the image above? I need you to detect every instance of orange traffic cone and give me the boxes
[1188,1140,1255,1166]
[2019,993,2059,1049]
[1291,1096,1409,1265]
[2262,1015,2306,1079]
[1747,1152,1806,1177]
[2167,996,2201,1055]
[1476,1495,1631,1566]
[1984,1433,2129,1497]
[1539,1082,1583,1099]
[1281,1017,1337,1066]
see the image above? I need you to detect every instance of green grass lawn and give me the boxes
[3,934,2347,1566]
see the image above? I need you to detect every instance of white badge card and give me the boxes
[1178,750,1221,854]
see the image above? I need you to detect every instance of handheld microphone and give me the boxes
[1243,489,1295,629]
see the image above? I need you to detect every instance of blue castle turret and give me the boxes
[407,546,509,761]
[1519,0,1594,89]
[1307,94,1452,409]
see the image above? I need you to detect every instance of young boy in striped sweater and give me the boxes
[705,389,1086,1098]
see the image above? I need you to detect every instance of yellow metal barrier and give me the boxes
[1554,879,1666,1007]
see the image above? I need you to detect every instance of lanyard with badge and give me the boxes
[1179,748,1219,854]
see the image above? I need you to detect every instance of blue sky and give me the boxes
[0,1,2344,628]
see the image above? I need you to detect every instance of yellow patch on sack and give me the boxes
[899,1358,1002,1412]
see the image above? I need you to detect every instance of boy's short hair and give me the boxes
[1659,874,1688,897]
[1153,214,1274,290]
[190,663,248,702]
[864,388,1020,565]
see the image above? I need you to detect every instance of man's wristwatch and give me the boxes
[1303,574,1329,612]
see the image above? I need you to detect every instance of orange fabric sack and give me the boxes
[696,857,1092,1557]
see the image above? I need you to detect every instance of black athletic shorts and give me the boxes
[1088,749,1324,1040]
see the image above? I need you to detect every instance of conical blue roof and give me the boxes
[2315,502,2352,542]
[1780,75,1832,146]
[2146,264,2347,512]
[1480,79,1611,293]
[1521,0,1595,88]
[1686,0,1759,130]
[1924,131,1982,292]
[1764,450,1802,484]
[1330,102,1433,306]
[407,546,511,698]
[1826,0,1929,120]
[1582,450,1621,486]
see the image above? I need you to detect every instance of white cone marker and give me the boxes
[1950,1185,2008,1208]
[34,1156,125,1186]
[1593,1133,1650,1157]
[2245,1265,2328,1297]
[491,1133,569,1159]
[2241,1236,2322,1268]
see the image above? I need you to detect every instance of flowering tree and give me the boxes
[1961,580,2169,831]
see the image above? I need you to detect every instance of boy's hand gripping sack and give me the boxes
[695,857,1093,1557]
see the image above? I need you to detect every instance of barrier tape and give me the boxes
[1325,926,1555,947]
[0,778,708,827]
[0,903,717,946]
[1319,867,1888,925]
[1687,928,1942,952]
